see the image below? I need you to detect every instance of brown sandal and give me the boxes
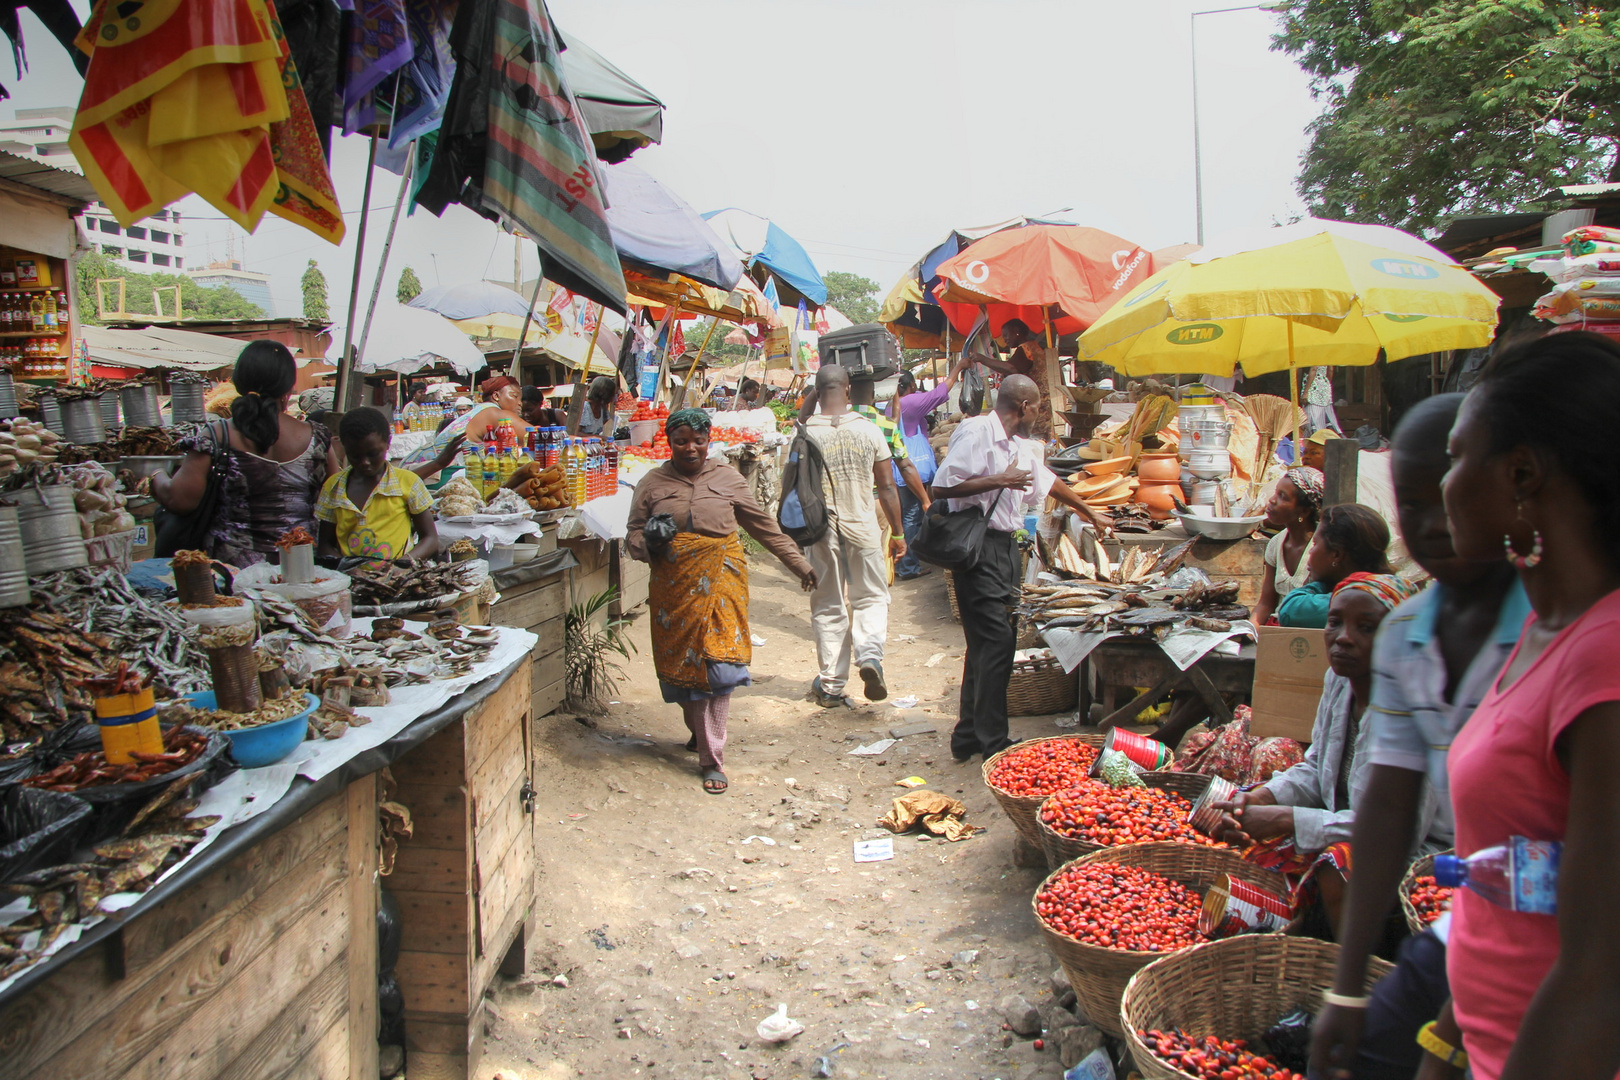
[701,769,727,794]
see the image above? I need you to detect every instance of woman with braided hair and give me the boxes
[625,409,817,795]
[1253,465,1326,627]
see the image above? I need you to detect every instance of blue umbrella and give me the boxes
[408,282,535,320]
[702,208,827,308]
[602,161,743,291]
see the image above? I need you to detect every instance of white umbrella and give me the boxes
[333,302,488,377]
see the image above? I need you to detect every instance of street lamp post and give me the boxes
[1192,3,1283,244]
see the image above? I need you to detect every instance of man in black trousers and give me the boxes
[931,375,1108,760]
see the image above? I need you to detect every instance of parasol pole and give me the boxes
[1043,307,1060,436]
[564,303,607,436]
[507,251,546,380]
[678,317,720,411]
[732,339,750,411]
[1288,319,1301,462]
[651,302,680,409]
[334,135,379,412]
[353,147,414,394]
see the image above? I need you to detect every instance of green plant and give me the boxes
[565,587,636,708]
[397,265,423,304]
[302,260,330,322]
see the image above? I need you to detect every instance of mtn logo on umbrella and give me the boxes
[1370,258,1441,280]
[1166,323,1224,345]
[1383,313,1429,323]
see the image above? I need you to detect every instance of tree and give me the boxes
[75,251,265,325]
[1272,1,1620,234]
[822,270,881,324]
[301,260,330,323]
[396,265,422,304]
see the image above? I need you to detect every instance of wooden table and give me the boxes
[1104,526,1269,607]
[0,657,537,1080]
[1082,636,1257,729]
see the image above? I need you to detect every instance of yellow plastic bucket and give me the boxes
[94,686,162,764]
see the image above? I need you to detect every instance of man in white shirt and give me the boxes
[802,365,907,707]
[932,375,1109,760]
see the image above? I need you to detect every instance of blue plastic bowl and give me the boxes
[180,691,318,768]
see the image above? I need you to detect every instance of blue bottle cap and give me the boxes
[1432,853,1463,887]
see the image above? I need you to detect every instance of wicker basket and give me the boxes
[982,734,1105,848]
[1032,842,1288,1035]
[1007,651,1079,717]
[1121,935,1395,1079]
[1036,771,1214,870]
[1398,850,1449,935]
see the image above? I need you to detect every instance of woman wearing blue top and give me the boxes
[1276,503,1394,627]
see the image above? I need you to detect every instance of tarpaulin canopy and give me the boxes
[558,28,664,163]
[702,208,827,308]
[409,282,535,320]
[336,302,488,376]
[83,325,248,372]
[625,271,778,325]
[603,160,743,291]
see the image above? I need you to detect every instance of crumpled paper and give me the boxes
[878,791,980,841]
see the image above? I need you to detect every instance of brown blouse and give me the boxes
[625,458,812,577]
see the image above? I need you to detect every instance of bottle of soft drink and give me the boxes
[1433,838,1561,915]
[605,440,618,493]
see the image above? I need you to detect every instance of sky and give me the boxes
[4,0,1322,332]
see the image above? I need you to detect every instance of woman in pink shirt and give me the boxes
[1440,331,1620,1080]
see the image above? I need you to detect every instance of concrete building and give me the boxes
[187,261,274,316]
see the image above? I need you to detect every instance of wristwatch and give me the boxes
[1417,1021,1468,1069]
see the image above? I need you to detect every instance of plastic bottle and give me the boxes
[605,439,619,493]
[561,439,576,506]
[1433,838,1562,915]
[29,293,43,331]
[572,439,588,506]
[42,291,57,330]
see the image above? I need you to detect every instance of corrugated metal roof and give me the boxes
[0,149,98,207]
[83,325,248,372]
[1543,182,1620,201]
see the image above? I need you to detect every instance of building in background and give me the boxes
[187,260,274,316]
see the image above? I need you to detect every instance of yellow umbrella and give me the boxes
[453,312,558,343]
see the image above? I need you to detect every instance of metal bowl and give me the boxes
[120,455,184,481]
[1173,509,1266,541]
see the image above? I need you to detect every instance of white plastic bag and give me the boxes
[756,1003,804,1043]
[234,561,354,637]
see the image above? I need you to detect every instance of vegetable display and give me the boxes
[1407,874,1453,925]
[1040,780,1226,849]
[986,739,1099,798]
[1035,863,1203,952]
[1138,1029,1305,1080]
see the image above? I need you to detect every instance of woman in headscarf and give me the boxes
[625,409,818,795]
[154,340,340,565]
[1253,466,1326,626]
[400,374,528,475]
[1212,571,1424,935]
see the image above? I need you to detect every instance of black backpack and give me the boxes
[777,422,832,547]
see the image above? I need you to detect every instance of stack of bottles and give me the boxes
[465,418,534,500]
[399,398,451,433]
[544,434,620,508]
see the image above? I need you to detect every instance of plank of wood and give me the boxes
[4,826,347,1079]
[474,771,528,893]
[391,890,471,955]
[464,662,532,776]
[400,783,469,850]
[32,877,349,1080]
[489,577,565,632]
[390,845,469,893]
[116,791,347,976]
[280,1005,350,1080]
[531,646,566,700]
[388,723,466,788]
[531,678,564,720]
[347,774,380,1080]
[471,892,532,1010]
[468,710,525,814]
[216,955,346,1080]
[402,1048,466,1080]
[394,948,469,1016]
[402,1011,475,1055]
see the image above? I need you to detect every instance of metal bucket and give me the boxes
[62,396,106,446]
[0,505,30,608]
[13,485,89,574]
[99,390,121,430]
[1182,419,1231,451]
[0,371,19,420]
[1185,479,1220,506]
[121,383,161,427]
[1185,448,1231,480]
[170,380,206,425]
[1178,404,1225,426]
[37,392,64,435]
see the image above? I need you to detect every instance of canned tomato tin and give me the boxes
[1188,775,1238,836]
[1089,728,1172,777]
[1199,872,1293,938]
[93,685,163,765]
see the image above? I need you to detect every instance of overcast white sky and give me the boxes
[6,0,1321,328]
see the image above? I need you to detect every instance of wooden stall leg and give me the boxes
[1097,671,1180,730]
[348,772,381,1080]
[1184,664,1234,726]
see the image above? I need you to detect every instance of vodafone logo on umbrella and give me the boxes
[962,260,991,285]
[1109,248,1149,290]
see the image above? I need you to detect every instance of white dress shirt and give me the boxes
[933,411,1055,533]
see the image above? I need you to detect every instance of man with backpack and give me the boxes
[783,365,905,707]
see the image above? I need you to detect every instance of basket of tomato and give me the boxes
[1121,935,1393,1079]
[980,735,1103,848]
[1037,771,1221,869]
[1399,851,1453,934]
[1031,842,1286,1036]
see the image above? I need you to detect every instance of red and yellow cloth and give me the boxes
[70,0,342,242]
[647,532,751,692]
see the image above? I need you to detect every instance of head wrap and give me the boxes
[480,375,518,398]
[665,408,711,437]
[1283,466,1326,512]
[1332,571,1422,612]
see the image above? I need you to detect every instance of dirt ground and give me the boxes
[471,553,1094,1080]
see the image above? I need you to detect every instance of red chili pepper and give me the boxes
[1408,875,1454,924]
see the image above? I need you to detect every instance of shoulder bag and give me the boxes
[154,420,229,557]
[910,486,1005,572]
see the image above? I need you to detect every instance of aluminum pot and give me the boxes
[98,390,121,430]
[1185,448,1231,479]
[1182,419,1231,451]
[1178,404,1225,426]
[12,485,88,573]
[170,380,206,425]
[121,383,161,427]
[61,396,106,446]
[37,392,64,434]
[0,371,19,420]
[0,505,29,608]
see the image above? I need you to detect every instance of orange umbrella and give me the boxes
[932,224,1162,338]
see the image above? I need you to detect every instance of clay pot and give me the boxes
[1134,479,1182,520]
[1136,452,1181,482]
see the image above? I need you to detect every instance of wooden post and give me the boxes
[506,255,546,380]
[1323,436,1358,507]
[563,303,606,436]
[672,317,719,412]
[334,136,378,412]
[1287,320,1301,461]
[354,150,414,390]
[650,304,679,409]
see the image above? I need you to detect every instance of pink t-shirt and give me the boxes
[1446,588,1620,1080]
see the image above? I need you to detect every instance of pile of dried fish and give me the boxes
[0,607,121,745]
[1018,543,1251,641]
[112,426,178,457]
[348,561,479,607]
[1040,536,1196,587]
[20,727,212,790]
[31,568,210,696]
[157,693,308,732]
[0,775,219,979]
[344,622,499,684]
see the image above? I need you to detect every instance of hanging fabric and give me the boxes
[387,0,456,146]
[264,0,345,243]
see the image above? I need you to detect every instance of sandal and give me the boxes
[684,736,698,752]
[701,768,728,795]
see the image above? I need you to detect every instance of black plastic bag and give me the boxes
[1262,1007,1313,1072]
[378,885,403,971]
[958,364,986,416]
[643,512,678,555]
[0,785,92,884]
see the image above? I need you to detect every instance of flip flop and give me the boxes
[702,769,728,795]
[684,736,698,752]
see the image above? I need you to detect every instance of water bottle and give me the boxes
[1433,837,1562,915]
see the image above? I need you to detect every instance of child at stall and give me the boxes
[316,408,441,564]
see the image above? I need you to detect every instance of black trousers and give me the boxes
[951,530,1018,759]
[1352,927,1449,1080]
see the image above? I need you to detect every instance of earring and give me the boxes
[1503,500,1544,570]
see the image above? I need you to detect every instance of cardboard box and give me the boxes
[1249,625,1328,742]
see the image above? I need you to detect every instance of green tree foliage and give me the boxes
[681,318,749,365]
[822,270,881,324]
[1272,1,1620,233]
[396,265,423,304]
[302,259,330,322]
[75,251,265,325]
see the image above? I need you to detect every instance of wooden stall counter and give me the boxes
[1103,526,1269,607]
[0,656,538,1080]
